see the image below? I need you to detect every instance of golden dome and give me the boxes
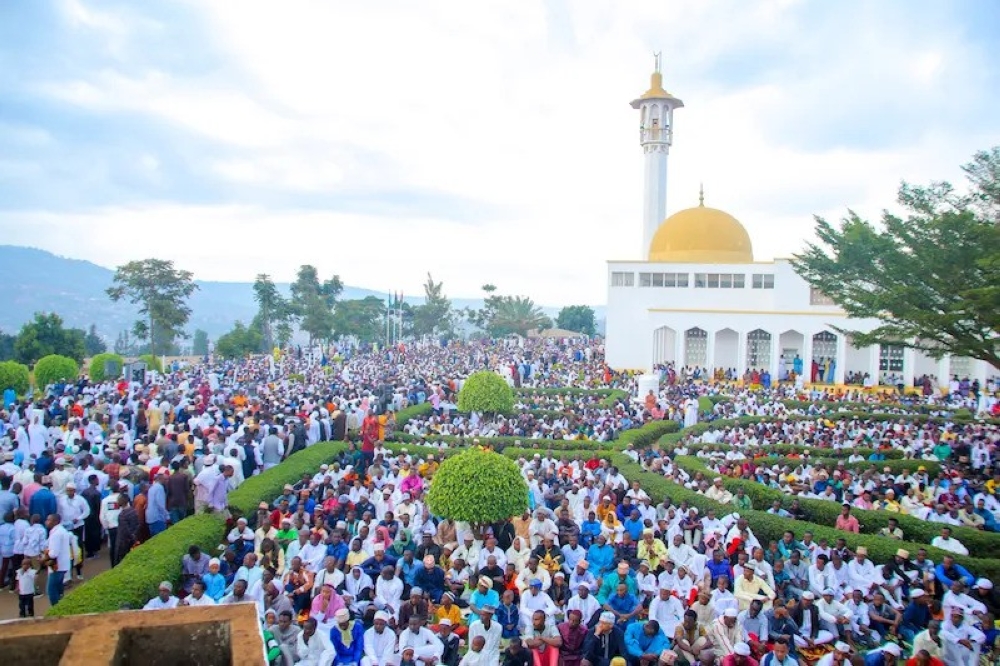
[648,191,753,263]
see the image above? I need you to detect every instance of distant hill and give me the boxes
[0,246,605,342]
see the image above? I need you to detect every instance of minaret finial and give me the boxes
[699,183,704,206]
[653,51,661,73]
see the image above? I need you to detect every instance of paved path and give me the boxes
[0,555,112,621]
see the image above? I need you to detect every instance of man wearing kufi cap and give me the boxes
[361,611,396,666]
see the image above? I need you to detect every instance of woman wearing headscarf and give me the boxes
[505,537,531,573]
[310,582,347,631]
[343,565,374,617]
[392,528,415,557]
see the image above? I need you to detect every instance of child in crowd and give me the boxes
[16,558,36,617]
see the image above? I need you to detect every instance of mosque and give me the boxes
[605,63,996,390]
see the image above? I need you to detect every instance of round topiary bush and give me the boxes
[139,354,163,373]
[89,353,124,383]
[457,370,514,415]
[426,447,528,524]
[0,360,31,396]
[33,354,80,389]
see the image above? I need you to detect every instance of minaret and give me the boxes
[631,53,684,258]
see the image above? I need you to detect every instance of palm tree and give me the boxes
[490,296,551,337]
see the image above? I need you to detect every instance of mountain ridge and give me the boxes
[0,245,605,341]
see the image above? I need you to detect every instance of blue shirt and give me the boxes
[624,622,670,657]
[607,593,639,624]
[146,482,168,524]
[28,488,57,521]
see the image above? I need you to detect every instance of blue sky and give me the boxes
[1,0,998,305]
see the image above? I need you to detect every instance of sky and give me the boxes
[1,0,999,306]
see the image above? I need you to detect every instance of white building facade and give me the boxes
[605,66,996,390]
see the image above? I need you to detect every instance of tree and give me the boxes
[0,330,15,361]
[33,354,80,389]
[113,330,140,356]
[192,329,210,356]
[289,265,343,344]
[107,259,198,355]
[89,353,124,383]
[0,360,30,395]
[555,305,596,336]
[457,370,515,415]
[14,312,86,365]
[792,147,1000,368]
[215,322,263,359]
[253,274,291,351]
[426,447,529,525]
[331,297,387,343]
[490,296,552,337]
[84,324,107,356]
[411,273,455,338]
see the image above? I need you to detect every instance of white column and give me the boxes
[736,331,746,379]
[705,330,716,378]
[869,344,881,387]
[769,332,780,383]
[673,330,683,368]
[835,334,847,384]
[974,358,989,390]
[641,146,668,256]
[902,347,916,388]
[802,334,814,386]
[936,355,950,392]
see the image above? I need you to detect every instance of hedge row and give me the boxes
[685,442,905,460]
[49,440,356,617]
[749,456,943,477]
[608,454,1000,583]
[673,454,998,559]
[47,513,226,616]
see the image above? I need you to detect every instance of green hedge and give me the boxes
[227,441,349,518]
[608,454,1000,583]
[139,354,164,373]
[685,442,905,460]
[0,360,30,396]
[50,440,357,617]
[33,354,80,389]
[673,455,998,559]
[396,402,433,428]
[88,353,124,383]
[47,513,226,616]
[516,388,630,410]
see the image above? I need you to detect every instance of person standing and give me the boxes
[99,484,122,566]
[114,494,140,566]
[43,513,72,606]
[15,557,37,617]
[57,483,89,581]
[80,475,103,560]
[166,462,192,525]
[146,471,169,536]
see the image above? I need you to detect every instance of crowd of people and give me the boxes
[0,339,997,666]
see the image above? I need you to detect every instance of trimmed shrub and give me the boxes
[608,453,1000,582]
[33,354,79,389]
[139,354,163,373]
[457,371,515,415]
[89,352,124,383]
[673,455,998,559]
[426,447,528,524]
[227,441,349,519]
[47,513,226,616]
[0,360,30,396]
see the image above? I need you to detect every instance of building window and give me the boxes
[610,272,634,287]
[693,273,745,288]
[879,344,904,372]
[637,272,689,287]
[752,273,774,289]
[810,287,835,305]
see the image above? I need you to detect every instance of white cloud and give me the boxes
[7,0,1000,306]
